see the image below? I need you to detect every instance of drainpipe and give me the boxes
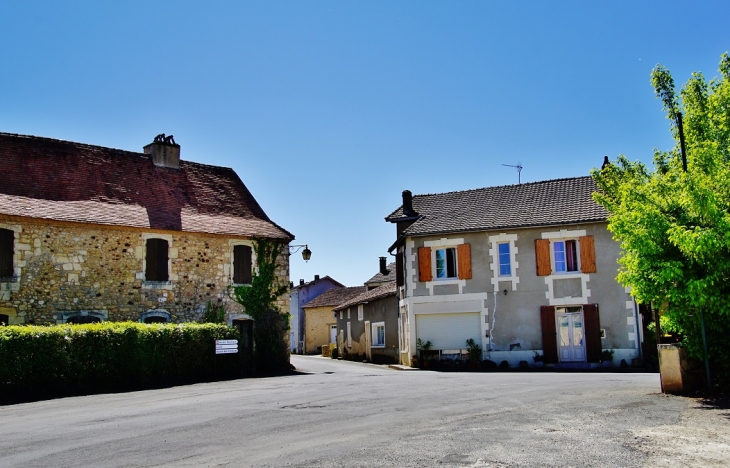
[634,299,642,361]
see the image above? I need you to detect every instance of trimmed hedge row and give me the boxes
[0,322,245,403]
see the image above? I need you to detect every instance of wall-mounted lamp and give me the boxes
[503,289,508,296]
[289,244,312,262]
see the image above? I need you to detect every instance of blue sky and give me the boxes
[1,1,728,286]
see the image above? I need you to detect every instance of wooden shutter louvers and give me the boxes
[540,306,558,364]
[583,303,602,363]
[535,239,551,276]
[418,247,432,282]
[233,245,253,284]
[146,239,169,282]
[580,235,596,273]
[457,243,472,280]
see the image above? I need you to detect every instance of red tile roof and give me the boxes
[0,133,293,240]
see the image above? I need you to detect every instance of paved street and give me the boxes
[0,356,727,467]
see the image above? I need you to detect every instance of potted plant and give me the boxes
[601,349,614,367]
[533,351,544,368]
[416,338,433,368]
[465,338,482,369]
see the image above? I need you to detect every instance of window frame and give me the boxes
[0,228,15,281]
[357,304,364,321]
[497,242,511,277]
[434,247,458,279]
[372,321,385,348]
[229,240,256,286]
[552,239,580,274]
[143,236,171,283]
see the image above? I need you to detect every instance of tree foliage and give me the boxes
[231,238,290,374]
[592,53,730,389]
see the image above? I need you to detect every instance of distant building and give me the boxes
[301,285,366,354]
[289,275,344,353]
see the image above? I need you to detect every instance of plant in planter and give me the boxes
[416,338,433,368]
[533,351,544,367]
[465,338,482,368]
[601,349,614,367]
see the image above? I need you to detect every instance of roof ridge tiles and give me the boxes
[411,175,594,199]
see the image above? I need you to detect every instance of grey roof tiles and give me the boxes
[386,176,608,236]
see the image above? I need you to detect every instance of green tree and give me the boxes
[592,53,730,390]
[231,239,290,374]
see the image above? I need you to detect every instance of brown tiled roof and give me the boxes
[364,262,396,285]
[0,133,293,240]
[333,282,397,311]
[385,176,608,236]
[302,286,367,309]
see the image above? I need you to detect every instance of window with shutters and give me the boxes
[357,304,364,321]
[145,238,169,282]
[419,241,472,283]
[536,233,597,276]
[372,322,385,347]
[0,228,14,281]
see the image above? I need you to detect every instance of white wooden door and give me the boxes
[330,325,337,344]
[557,312,586,362]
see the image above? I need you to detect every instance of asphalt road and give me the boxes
[0,356,726,467]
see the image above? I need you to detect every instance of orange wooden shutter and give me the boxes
[418,247,432,282]
[535,239,551,276]
[540,306,558,364]
[457,243,472,279]
[580,235,596,273]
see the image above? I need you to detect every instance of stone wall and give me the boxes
[0,216,290,325]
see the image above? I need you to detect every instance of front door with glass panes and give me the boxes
[556,307,585,362]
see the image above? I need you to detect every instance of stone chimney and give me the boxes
[379,257,388,275]
[299,279,305,286]
[144,133,180,169]
[314,274,320,281]
[402,190,417,217]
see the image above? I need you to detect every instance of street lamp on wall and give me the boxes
[289,244,312,262]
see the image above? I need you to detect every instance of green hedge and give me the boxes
[0,322,245,403]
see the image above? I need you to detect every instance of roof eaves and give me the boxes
[402,218,609,238]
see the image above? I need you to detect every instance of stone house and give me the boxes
[0,132,293,327]
[300,285,365,354]
[386,176,643,367]
[289,275,344,354]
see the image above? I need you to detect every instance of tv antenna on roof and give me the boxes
[502,162,523,184]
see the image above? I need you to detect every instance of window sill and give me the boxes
[371,345,385,349]
[0,276,18,283]
[142,281,173,290]
[231,283,252,288]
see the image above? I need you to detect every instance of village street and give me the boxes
[0,356,727,468]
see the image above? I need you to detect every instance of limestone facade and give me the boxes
[0,215,290,325]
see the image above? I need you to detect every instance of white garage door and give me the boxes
[416,313,481,350]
